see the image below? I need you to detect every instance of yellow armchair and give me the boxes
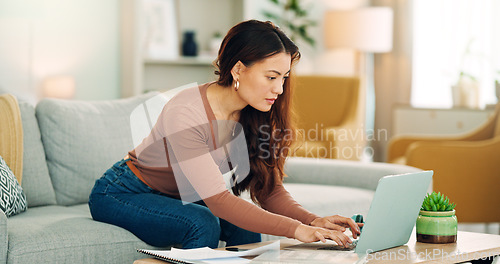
[291,75,367,160]
[387,103,500,223]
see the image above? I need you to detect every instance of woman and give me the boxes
[89,20,361,249]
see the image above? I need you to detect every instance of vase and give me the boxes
[416,210,457,244]
[182,31,198,57]
[451,77,479,108]
[209,36,223,55]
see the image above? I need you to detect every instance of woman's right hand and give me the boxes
[294,224,352,248]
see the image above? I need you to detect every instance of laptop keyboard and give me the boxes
[318,239,359,251]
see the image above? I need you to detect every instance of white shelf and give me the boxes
[144,55,215,66]
[121,0,248,97]
[392,105,495,136]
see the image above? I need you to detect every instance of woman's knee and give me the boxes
[184,206,221,248]
[193,207,220,234]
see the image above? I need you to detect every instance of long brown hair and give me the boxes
[214,20,300,204]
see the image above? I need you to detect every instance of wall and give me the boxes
[0,0,120,104]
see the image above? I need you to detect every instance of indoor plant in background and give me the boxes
[416,192,458,244]
[262,0,316,48]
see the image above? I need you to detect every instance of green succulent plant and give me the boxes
[421,192,456,211]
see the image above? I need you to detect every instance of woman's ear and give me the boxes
[231,61,245,81]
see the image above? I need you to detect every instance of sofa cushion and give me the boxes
[36,93,158,206]
[0,155,27,217]
[6,205,164,264]
[18,101,57,207]
[283,183,374,218]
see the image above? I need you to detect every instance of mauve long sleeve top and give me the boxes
[128,82,319,239]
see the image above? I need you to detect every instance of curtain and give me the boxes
[411,0,498,108]
[371,0,413,161]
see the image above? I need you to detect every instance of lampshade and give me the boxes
[42,76,76,99]
[324,7,394,53]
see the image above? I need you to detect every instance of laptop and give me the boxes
[286,170,433,254]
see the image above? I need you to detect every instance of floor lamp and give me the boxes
[324,7,393,159]
[42,76,76,99]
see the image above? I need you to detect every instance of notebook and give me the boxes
[285,170,433,254]
[137,249,194,264]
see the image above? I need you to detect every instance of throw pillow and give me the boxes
[0,155,27,217]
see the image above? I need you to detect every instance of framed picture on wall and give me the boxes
[143,0,179,60]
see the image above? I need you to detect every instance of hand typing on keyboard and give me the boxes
[309,214,363,240]
[315,214,364,250]
[294,224,353,248]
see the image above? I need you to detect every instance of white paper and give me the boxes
[169,240,280,260]
[234,240,280,257]
[138,240,279,263]
[169,247,239,260]
[138,249,249,264]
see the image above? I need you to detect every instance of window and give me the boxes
[412,0,499,108]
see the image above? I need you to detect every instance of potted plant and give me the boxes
[416,192,457,244]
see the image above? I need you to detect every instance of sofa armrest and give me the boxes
[284,157,422,191]
[0,210,7,263]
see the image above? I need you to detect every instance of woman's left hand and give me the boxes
[310,215,363,239]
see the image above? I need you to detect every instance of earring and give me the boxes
[234,80,239,91]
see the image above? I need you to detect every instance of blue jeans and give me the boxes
[88,159,261,249]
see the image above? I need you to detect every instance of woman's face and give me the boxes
[237,52,291,112]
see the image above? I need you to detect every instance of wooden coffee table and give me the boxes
[134,231,500,263]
